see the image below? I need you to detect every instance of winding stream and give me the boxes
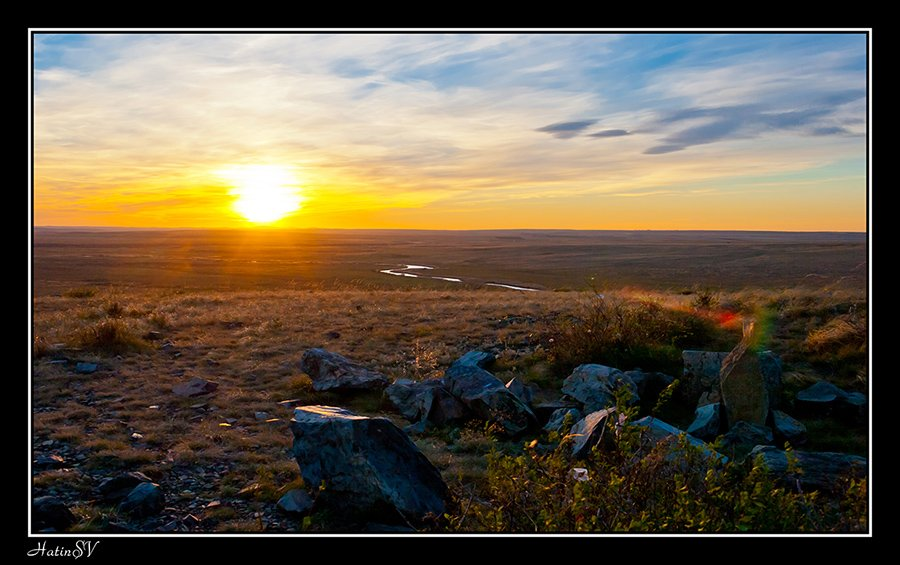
[378,264,540,291]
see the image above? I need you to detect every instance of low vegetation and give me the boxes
[32,284,868,533]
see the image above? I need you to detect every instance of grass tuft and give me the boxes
[73,318,149,355]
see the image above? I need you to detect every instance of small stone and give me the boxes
[325,331,341,340]
[118,482,164,517]
[130,432,143,440]
[41,439,55,447]
[190,402,207,409]
[205,500,221,509]
[148,405,160,410]
[225,418,238,424]
[172,377,218,397]
[276,489,315,515]
[34,454,67,469]
[265,418,281,424]
[144,331,163,341]
[255,411,269,421]
[75,362,98,374]
[218,422,231,428]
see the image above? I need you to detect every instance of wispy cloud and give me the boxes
[32,32,867,230]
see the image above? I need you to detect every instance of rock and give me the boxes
[561,364,638,412]
[291,405,447,523]
[505,377,534,406]
[276,489,314,516]
[325,330,341,340]
[795,380,867,422]
[74,362,98,374]
[748,446,867,493]
[300,349,389,391]
[568,408,616,458]
[172,377,218,397]
[771,410,808,446]
[697,390,721,407]
[33,496,76,531]
[454,350,496,370]
[544,407,582,433]
[623,369,675,401]
[98,471,154,502]
[758,351,783,408]
[385,378,469,425]
[443,363,536,436]
[118,482,164,517]
[33,454,67,469]
[719,321,769,427]
[686,403,722,441]
[254,411,269,421]
[628,416,723,462]
[532,400,580,423]
[403,420,430,435]
[681,350,729,402]
[719,421,774,461]
[143,330,163,341]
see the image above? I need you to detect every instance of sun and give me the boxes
[218,165,304,223]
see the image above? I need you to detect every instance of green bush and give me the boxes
[545,294,717,376]
[445,413,867,533]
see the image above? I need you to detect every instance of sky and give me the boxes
[31,32,868,231]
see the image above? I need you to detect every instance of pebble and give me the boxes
[131,433,144,440]
[75,362,98,374]
[148,405,160,410]
[205,501,221,509]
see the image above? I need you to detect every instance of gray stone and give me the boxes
[98,471,154,502]
[254,411,269,421]
[118,482,164,517]
[629,416,719,458]
[682,349,782,407]
[719,322,769,427]
[748,446,867,493]
[33,454,67,469]
[771,410,808,446]
[385,378,469,425]
[795,380,867,424]
[681,350,729,401]
[505,377,534,406]
[454,350,496,370]
[569,408,617,459]
[291,406,447,523]
[623,369,675,400]
[443,363,536,436]
[75,362,98,374]
[544,407,582,433]
[276,489,314,516]
[33,496,76,531]
[403,420,430,435]
[172,377,218,397]
[686,403,722,441]
[300,349,389,392]
[532,400,581,424]
[719,421,774,461]
[561,364,639,412]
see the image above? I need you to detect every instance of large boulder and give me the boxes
[568,408,616,459]
[686,402,722,441]
[443,363,536,436]
[505,377,534,406]
[682,349,782,407]
[719,421,774,462]
[623,369,675,402]
[795,380,867,422]
[300,349,389,392]
[385,378,469,425]
[748,446,867,493]
[771,410,808,446]
[290,406,447,523]
[32,496,76,531]
[681,351,729,402]
[719,321,769,427]
[629,416,718,455]
[561,364,639,412]
[454,350,496,370]
[97,471,155,502]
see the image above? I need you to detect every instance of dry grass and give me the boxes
[31,284,868,532]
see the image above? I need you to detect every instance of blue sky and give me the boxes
[32,32,868,230]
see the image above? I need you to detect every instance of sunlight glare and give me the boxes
[218,165,304,223]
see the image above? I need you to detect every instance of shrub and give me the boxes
[545,294,717,376]
[446,409,868,533]
[73,319,148,355]
[804,312,867,383]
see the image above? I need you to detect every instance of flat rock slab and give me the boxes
[772,410,808,446]
[629,416,724,462]
[291,405,447,524]
[686,402,722,441]
[748,446,867,493]
[300,349,389,392]
[569,408,616,458]
[172,377,218,397]
[444,363,536,436]
[454,350,496,370]
[561,364,639,412]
